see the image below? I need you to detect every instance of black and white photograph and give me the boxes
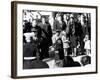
[11,1,97,78]
[23,10,91,69]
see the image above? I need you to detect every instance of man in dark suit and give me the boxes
[23,19,43,67]
[23,25,49,69]
[23,31,37,69]
[53,14,67,32]
[23,20,32,33]
[39,16,52,59]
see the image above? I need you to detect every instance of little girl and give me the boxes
[76,41,81,55]
[61,31,70,58]
[83,34,91,55]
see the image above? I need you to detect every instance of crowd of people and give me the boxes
[23,11,91,69]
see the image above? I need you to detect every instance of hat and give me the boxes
[56,29,61,32]
[56,13,61,17]
[66,13,70,16]
[70,14,74,18]
[52,30,56,34]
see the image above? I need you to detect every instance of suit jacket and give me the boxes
[39,22,52,46]
[23,22,32,33]
[53,20,66,31]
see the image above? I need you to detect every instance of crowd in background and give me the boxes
[23,10,91,69]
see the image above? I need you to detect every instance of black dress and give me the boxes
[70,34,77,48]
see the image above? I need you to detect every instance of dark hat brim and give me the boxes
[56,30,61,32]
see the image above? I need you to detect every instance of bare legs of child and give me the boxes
[86,49,91,55]
[64,48,68,60]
